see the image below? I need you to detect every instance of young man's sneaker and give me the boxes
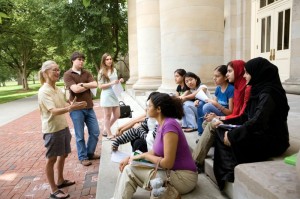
[88,154,100,160]
[81,159,92,166]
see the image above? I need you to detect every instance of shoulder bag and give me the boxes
[149,159,181,199]
[119,101,132,118]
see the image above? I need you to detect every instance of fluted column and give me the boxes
[158,0,224,93]
[132,0,162,91]
[283,0,300,94]
[126,0,138,88]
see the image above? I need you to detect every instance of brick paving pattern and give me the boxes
[0,102,104,199]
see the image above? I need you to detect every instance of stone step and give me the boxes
[234,160,300,199]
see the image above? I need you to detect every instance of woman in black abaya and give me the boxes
[213,57,290,190]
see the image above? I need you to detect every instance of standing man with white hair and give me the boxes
[38,60,87,199]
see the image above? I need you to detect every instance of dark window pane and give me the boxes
[261,18,265,53]
[284,9,290,49]
[277,11,283,50]
[268,0,275,5]
[260,0,266,8]
[266,16,271,52]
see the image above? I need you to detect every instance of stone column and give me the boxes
[132,0,162,91]
[158,0,224,93]
[224,0,251,62]
[126,0,138,89]
[283,0,300,94]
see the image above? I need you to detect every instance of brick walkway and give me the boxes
[0,102,104,199]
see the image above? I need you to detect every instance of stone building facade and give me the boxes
[126,0,300,94]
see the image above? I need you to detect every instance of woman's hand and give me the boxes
[206,98,217,105]
[205,113,216,122]
[194,100,199,107]
[129,153,144,162]
[119,156,130,172]
[116,128,124,137]
[224,131,231,146]
[119,78,124,83]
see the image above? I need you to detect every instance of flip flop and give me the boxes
[184,128,197,133]
[57,180,75,189]
[107,135,116,140]
[50,189,70,199]
[102,131,108,137]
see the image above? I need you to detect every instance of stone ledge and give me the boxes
[234,161,300,199]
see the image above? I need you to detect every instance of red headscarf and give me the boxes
[225,60,250,120]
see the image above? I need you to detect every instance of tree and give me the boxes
[0,0,128,89]
[57,0,128,72]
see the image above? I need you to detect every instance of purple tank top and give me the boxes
[153,118,197,172]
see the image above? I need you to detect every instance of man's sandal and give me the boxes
[50,189,70,199]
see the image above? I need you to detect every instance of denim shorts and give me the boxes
[43,127,72,158]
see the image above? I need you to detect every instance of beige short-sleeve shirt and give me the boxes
[38,83,68,134]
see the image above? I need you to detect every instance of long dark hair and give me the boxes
[150,93,184,119]
[184,72,201,88]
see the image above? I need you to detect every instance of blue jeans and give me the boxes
[203,103,225,116]
[182,101,198,129]
[70,109,100,161]
[197,100,206,135]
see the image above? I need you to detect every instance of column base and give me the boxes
[132,77,161,92]
[282,78,300,94]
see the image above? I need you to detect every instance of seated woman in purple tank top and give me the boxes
[112,92,198,199]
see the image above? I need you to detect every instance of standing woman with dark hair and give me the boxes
[98,53,124,139]
[112,93,198,199]
[213,57,290,190]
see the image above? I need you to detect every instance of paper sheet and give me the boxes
[90,88,97,97]
[111,150,130,163]
[112,83,124,98]
[195,89,208,101]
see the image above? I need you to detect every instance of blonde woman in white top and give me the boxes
[98,53,124,140]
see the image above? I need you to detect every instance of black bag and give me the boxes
[119,101,132,118]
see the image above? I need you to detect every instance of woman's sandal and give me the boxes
[57,179,75,189]
[50,189,70,199]
[107,135,116,140]
[102,131,108,137]
[111,145,118,151]
[184,128,198,133]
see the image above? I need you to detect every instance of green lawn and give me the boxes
[0,81,125,104]
[0,81,64,104]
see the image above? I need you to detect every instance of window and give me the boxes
[277,8,290,50]
[260,0,276,8]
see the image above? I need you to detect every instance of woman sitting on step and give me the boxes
[112,92,198,199]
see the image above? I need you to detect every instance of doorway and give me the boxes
[253,0,292,81]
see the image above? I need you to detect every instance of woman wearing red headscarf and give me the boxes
[192,60,251,172]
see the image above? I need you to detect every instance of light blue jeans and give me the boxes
[182,101,198,129]
[203,103,225,117]
[70,109,100,161]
